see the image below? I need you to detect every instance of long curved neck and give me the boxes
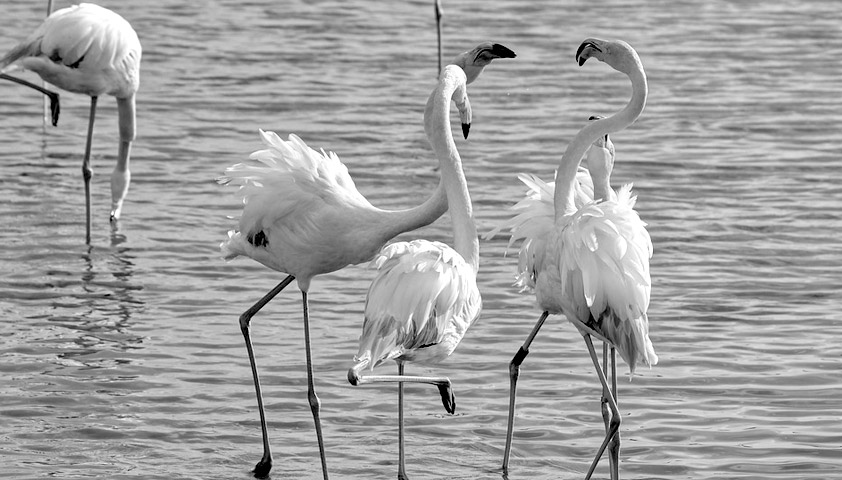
[554,64,647,218]
[424,70,479,272]
[379,179,448,238]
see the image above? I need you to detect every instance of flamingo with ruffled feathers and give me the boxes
[489,38,657,479]
[1,3,141,244]
[217,42,515,479]
[346,62,490,480]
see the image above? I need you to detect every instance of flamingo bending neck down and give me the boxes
[490,38,657,480]
[347,63,483,480]
[1,3,141,243]
[217,42,513,479]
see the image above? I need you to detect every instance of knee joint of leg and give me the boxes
[511,346,529,367]
[308,390,321,409]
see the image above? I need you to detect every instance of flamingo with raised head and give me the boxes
[217,43,514,479]
[347,62,486,480]
[1,3,141,243]
[489,38,657,480]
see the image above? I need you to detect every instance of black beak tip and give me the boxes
[492,43,517,59]
[575,40,598,66]
[462,123,470,139]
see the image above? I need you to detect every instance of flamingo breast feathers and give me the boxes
[486,169,594,292]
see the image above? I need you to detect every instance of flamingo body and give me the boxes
[508,178,656,372]
[2,3,141,98]
[220,130,392,290]
[354,239,481,369]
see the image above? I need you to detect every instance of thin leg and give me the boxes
[0,73,60,126]
[434,0,443,76]
[302,291,330,480]
[239,275,295,478]
[608,346,619,480]
[348,362,455,414]
[600,343,616,478]
[110,95,136,221]
[582,335,620,480]
[502,311,550,475]
[397,361,409,480]
[82,96,98,244]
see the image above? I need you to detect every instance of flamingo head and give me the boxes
[449,42,516,84]
[576,38,642,75]
[584,114,616,186]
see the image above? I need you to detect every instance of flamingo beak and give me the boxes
[576,40,602,66]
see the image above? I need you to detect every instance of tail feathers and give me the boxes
[219,230,247,260]
[599,310,658,376]
[353,329,404,373]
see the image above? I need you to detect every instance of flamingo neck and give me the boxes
[424,67,479,272]
[591,170,613,202]
[554,65,647,218]
[379,179,448,240]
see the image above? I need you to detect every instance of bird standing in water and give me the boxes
[218,43,514,479]
[490,38,657,480]
[347,62,489,480]
[1,3,141,243]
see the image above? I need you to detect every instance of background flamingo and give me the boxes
[0,3,141,244]
[217,43,514,479]
[488,38,657,480]
[347,63,484,480]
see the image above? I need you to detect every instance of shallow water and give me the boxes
[1,0,841,479]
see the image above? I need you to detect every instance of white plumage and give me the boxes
[496,174,656,372]
[2,3,140,97]
[354,239,481,370]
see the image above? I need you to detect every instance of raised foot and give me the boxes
[437,382,456,414]
[252,458,272,478]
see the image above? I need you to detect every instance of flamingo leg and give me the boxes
[238,274,295,478]
[0,73,60,126]
[503,311,549,475]
[301,291,330,480]
[82,96,98,244]
[348,369,456,415]
[608,345,619,480]
[601,343,620,480]
[434,0,443,76]
[397,361,409,480]
[582,335,620,480]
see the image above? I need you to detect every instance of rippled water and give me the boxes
[1,0,841,479]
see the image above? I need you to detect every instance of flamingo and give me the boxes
[346,63,483,480]
[489,38,658,479]
[1,3,141,244]
[217,42,515,479]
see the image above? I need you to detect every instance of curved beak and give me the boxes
[576,38,603,66]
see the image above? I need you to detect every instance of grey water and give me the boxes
[1,0,840,479]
